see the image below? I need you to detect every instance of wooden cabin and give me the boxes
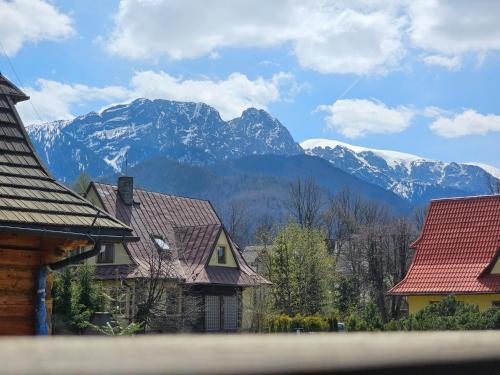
[84,179,270,332]
[390,195,500,314]
[0,74,135,335]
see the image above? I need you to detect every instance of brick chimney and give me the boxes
[117,176,134,205]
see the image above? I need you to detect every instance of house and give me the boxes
[390,195,500,314]
[84,178,270,332]
[0,74,135,335]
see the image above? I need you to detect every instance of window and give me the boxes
[152,235,170,252]
[217,246,226,264]
[492,301,500,308]
[97,243,114,264]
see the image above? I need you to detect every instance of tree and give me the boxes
[254,214,276,250]
[225,200,251,247]
[53,265,102,334]
[268,223,336,316]
[388,217,417,318]
[286,177,323,228]
[130,241,203,333]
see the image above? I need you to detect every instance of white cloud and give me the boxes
[103,0,500,74]
[317,99,414,138]
[0,0,74,55]
[409,1,500,55]
[422,55,461,70]
[105,0,407,75]
[130,70,295,119]
[18,79,129,124]
[18,71,296,123]
[429,109,500,138]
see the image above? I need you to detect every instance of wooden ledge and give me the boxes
[1,332,500,374]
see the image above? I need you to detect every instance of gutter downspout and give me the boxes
[35,238,102,335]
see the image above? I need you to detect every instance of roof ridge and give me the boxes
[94,181,212,203]
[431,194,500,202]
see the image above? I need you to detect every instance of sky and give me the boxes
[0,0,499,168]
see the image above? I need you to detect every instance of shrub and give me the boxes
[303,316,329,332]
[345,310,367,332]
[265,314,293,332]
[265,314,330,332]
[384,296,500,331]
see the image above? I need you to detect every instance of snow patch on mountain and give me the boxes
[26,99,301,181]
[301,139,425,169]
[301,138,498,202]
[464,162,500,180]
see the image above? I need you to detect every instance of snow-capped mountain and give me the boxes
[25,99,498,206]
[301,139,498,203]
[27,99,302,182]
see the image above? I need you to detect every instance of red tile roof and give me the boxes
[91,183,269,286]
[390,195,500,295]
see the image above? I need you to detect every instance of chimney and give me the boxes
[117,176,134,205]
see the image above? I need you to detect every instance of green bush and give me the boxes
[345,310,367,332]
[383,296,500,331]
[265,314,330,332]
[303,316,329,332]
[265,314,293,332]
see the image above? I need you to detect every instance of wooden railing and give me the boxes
[1,331,500,374]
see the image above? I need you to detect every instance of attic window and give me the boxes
[153,235,170,252]
[217,246,226,264]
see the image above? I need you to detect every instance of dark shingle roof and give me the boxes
[0,74,133,239]
[92,183,269,286]
[390,195,500,295]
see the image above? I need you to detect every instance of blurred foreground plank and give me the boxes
[1,332,500,374]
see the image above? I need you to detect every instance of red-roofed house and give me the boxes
[390,195,500,314]
[83,177,269,332]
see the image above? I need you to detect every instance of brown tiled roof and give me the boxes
[0,74,133,239]
[92,182,269,286]
[390,195,500,295]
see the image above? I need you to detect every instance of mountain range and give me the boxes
[301,139,499,204]
[26,98,499,218]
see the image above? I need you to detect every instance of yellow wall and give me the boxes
[85,242,132,265]
[208,231,237,268]
[84,184,132,266]
[407,294,500,315]
[491,258,500,274]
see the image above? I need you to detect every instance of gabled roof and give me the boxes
[0,73,133,240]
[92,182,269,286]
[390,195,500,295]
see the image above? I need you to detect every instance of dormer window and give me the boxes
[217,246,226,264]
[152,235,170,252]
[97,243,114,264]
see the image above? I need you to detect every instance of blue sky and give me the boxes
[1,0,499,168]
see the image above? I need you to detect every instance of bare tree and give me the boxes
[287,177,323,228]
[109,241,203,333]
[225,200,251,247]
[323,188,363,259]
[388,217,417,319]
[412,204,428,232]
[254,214,276,250]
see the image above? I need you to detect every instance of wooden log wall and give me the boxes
[0,233,89,335]
[0,247,40,335]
